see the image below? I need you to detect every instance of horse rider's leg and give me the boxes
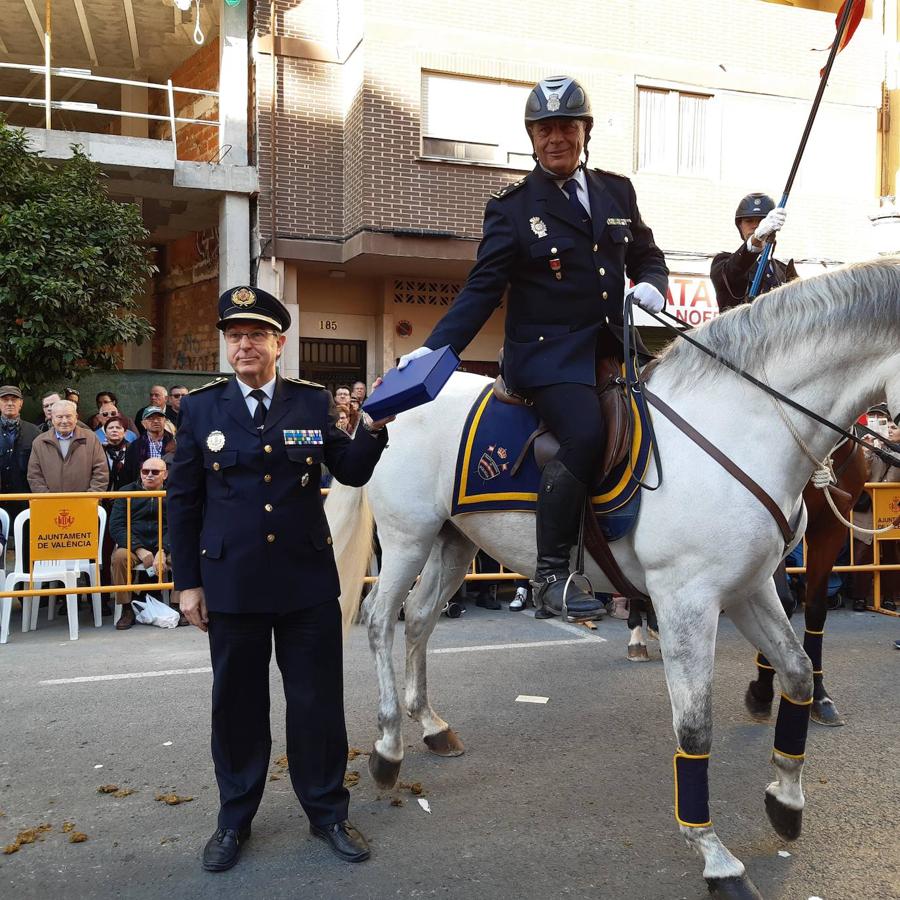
[727,585,814,843]
[529,383,605,618]
[363,535,438,789]
[404,523,476,757]
[744,562,794,718]
[652,592,761,897]
[627,599,649,661]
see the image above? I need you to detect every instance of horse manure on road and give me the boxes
[347,747,368,761]
[3,823,56,854]
[97,785,136,798]
[344,772,360,788]
[154,793,194,806]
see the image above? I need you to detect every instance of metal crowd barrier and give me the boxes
[2,484,897,615]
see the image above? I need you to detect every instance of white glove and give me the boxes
[752,207,786,245]
[397,346,431,370]
[625,282,665,314]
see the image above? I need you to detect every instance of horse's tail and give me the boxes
[325,481,375,636]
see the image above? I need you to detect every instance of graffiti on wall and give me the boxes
[173,334,217,372]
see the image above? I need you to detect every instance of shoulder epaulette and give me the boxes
[283,376,325,389]
[189,377,229,394]
[491,178,526,200]
[592,167,629,181]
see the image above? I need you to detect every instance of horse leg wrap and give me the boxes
[673,749,711,828]
[773,694,812,760]
[803,629,824,677]
[755,651,775,673]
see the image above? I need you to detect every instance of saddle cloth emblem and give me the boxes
[477,445,509,481]
[284,429,322,446]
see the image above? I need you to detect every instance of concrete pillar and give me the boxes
[219,0,249,165]
[218,193,251,371]
[120,83,149,138]
[257,259,300,378]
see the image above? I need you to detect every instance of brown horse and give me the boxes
[744,439,869,726]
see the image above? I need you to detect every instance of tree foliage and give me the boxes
[0,119,155,392]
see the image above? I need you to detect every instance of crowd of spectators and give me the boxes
[0,383,188,633]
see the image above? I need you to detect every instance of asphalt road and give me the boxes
[0,598,897,900]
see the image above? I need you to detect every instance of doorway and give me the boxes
[298,338,367,394]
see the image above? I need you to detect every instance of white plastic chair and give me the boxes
[1,506,106,643]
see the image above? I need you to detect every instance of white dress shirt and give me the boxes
[236,376,276,420]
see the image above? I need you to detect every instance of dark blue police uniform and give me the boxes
[167,372,388,833]
[710,243,796,312]
[424,163,668,483]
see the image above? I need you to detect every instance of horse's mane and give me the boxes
[657,257,900,385]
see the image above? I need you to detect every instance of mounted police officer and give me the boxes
[711,193,797,311]
[398,75,668,619]
[167,287,391,873]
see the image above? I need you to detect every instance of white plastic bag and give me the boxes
[132,595,180,628]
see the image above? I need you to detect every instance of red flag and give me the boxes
[819,0,865,73]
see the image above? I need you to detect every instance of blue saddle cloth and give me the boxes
[451,360,654,541]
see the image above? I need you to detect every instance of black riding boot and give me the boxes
[532,459,603,618]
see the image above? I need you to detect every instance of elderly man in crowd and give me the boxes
[110,457,180,630]
[27,400,108,493]
[123,407,177,484]
[135,385,178,435]
[168,385,189,421]
[0,385,40,528]
[351,381,367,404]
[35,391,61,433]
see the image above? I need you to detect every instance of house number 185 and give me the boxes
[319,320,338,331]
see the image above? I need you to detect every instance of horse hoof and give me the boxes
[368,747,402,789]
[627,643,650,661]
[423,728,465,757]
[765,792,803,841]
[811,697,846,727]
[706,874,763,899]
[744,683,773,720]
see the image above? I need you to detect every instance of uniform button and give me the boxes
[599,267,605,276]
[593,244,598,252]
[264,474,272,483]
[326,536,333,545]
[602,291,608,299]
[265,503,273,512]
[624,236,629,243]
[267,533,276,543]
[201,549,207,556]
[212,462,220,471]
[551,246,558,254]
[306,456,314,465]
[264,444,273,453]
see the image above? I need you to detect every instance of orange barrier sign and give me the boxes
[873,484,900,539]
[29,497,100,562]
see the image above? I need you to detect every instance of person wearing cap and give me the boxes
[166,285,393,874]
[397,75,668,620]
[134,385,178,435]
[122,406,176,485]
[711,193,797,311]
[0,386,40,528]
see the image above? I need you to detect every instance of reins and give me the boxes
[629,301,900,537]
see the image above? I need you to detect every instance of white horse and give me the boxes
[326,259,900,898]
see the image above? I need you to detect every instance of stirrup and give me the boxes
[562,571,595,621]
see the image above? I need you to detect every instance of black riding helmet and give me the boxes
[734,193,775,235]
[525,76,593,163]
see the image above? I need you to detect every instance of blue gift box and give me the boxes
[362,346,460,420]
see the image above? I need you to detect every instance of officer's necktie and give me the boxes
[563,178,591,223]
[250,389,268,431]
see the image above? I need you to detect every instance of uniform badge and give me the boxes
[231,287,256,308]
[284,429,323,446]
[606,217,632,226]
[301,472,310,487]
[530,217,548,238]
[206,430,226,452]
[547,93,561,112]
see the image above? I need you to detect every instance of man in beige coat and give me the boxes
[27,400,108,493]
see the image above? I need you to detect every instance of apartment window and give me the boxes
[421,72,534,168]
[637,86,718,177]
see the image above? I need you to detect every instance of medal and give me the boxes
[284,429,323,446]
[549,258,562,280]
[530,217,548,238]
[206,430,225,452]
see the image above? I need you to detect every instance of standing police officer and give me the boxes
[711,193,797,312]
[167,287,391,872]
[399,75,668,618]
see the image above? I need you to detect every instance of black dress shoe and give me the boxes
[202,826,250,872]
[310,820,370,862]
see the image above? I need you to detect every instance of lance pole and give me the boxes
[748,0,857,298]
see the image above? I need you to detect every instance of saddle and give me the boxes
[493,355,633,482]
[493,352,648,602]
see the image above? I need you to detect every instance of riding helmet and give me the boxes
[734,193,775,225]
[524,76,593,128]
